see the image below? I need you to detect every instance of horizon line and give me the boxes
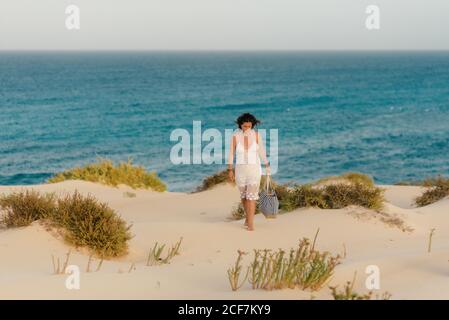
[1,49,449,53]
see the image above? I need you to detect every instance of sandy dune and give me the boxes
[0,181,448,299]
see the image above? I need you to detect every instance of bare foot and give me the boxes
[246,226,254,231]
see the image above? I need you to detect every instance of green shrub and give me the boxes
[285,182,384,212]
[341,172,375,187]
[227,172,385,218]
[195,169,230,192]
[415,176,449,207]
[0,190,132,258]
[48,158,166,191]
[322,183,384,211]
[0,190,56,227]
[290,184,329,209]
[315,172,375,188]
[260,177,300,212]
[50,191,132,257]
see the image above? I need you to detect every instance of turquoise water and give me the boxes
[0,51,448,191]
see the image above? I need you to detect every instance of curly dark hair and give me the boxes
[235,113,261,129]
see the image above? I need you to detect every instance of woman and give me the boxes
[228,113,270,231]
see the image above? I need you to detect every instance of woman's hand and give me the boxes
[228,169,235,182]
[266,165,271,176]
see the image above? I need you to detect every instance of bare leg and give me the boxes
[246,200,256,231]
[241,198,248,226]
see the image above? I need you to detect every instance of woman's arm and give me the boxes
[257,132,270,172]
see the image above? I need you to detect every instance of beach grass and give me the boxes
[329,272,373,300]
[48,158,166,192]
[329,272,391,300]
[228,237,341,291]
[227,250,249,291]
[146,237,183,266]
[51,250,72,275]
[0,190,132,258]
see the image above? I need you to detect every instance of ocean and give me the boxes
[0,51,448,191]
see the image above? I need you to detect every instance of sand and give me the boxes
[0,180,448,299]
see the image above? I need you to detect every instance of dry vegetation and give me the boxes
[0,190,56,227]
[394,175,449,206]
[194,169,230,192]
[414,176,449,207]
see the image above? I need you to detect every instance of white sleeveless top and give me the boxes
[234,129,261,166]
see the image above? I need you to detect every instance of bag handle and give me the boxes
[265,174,274,194]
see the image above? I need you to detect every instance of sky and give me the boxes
[0,0,448,50]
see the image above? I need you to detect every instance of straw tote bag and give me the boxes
[259,175,279,218]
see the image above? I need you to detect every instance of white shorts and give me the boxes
[235,164,262,200]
